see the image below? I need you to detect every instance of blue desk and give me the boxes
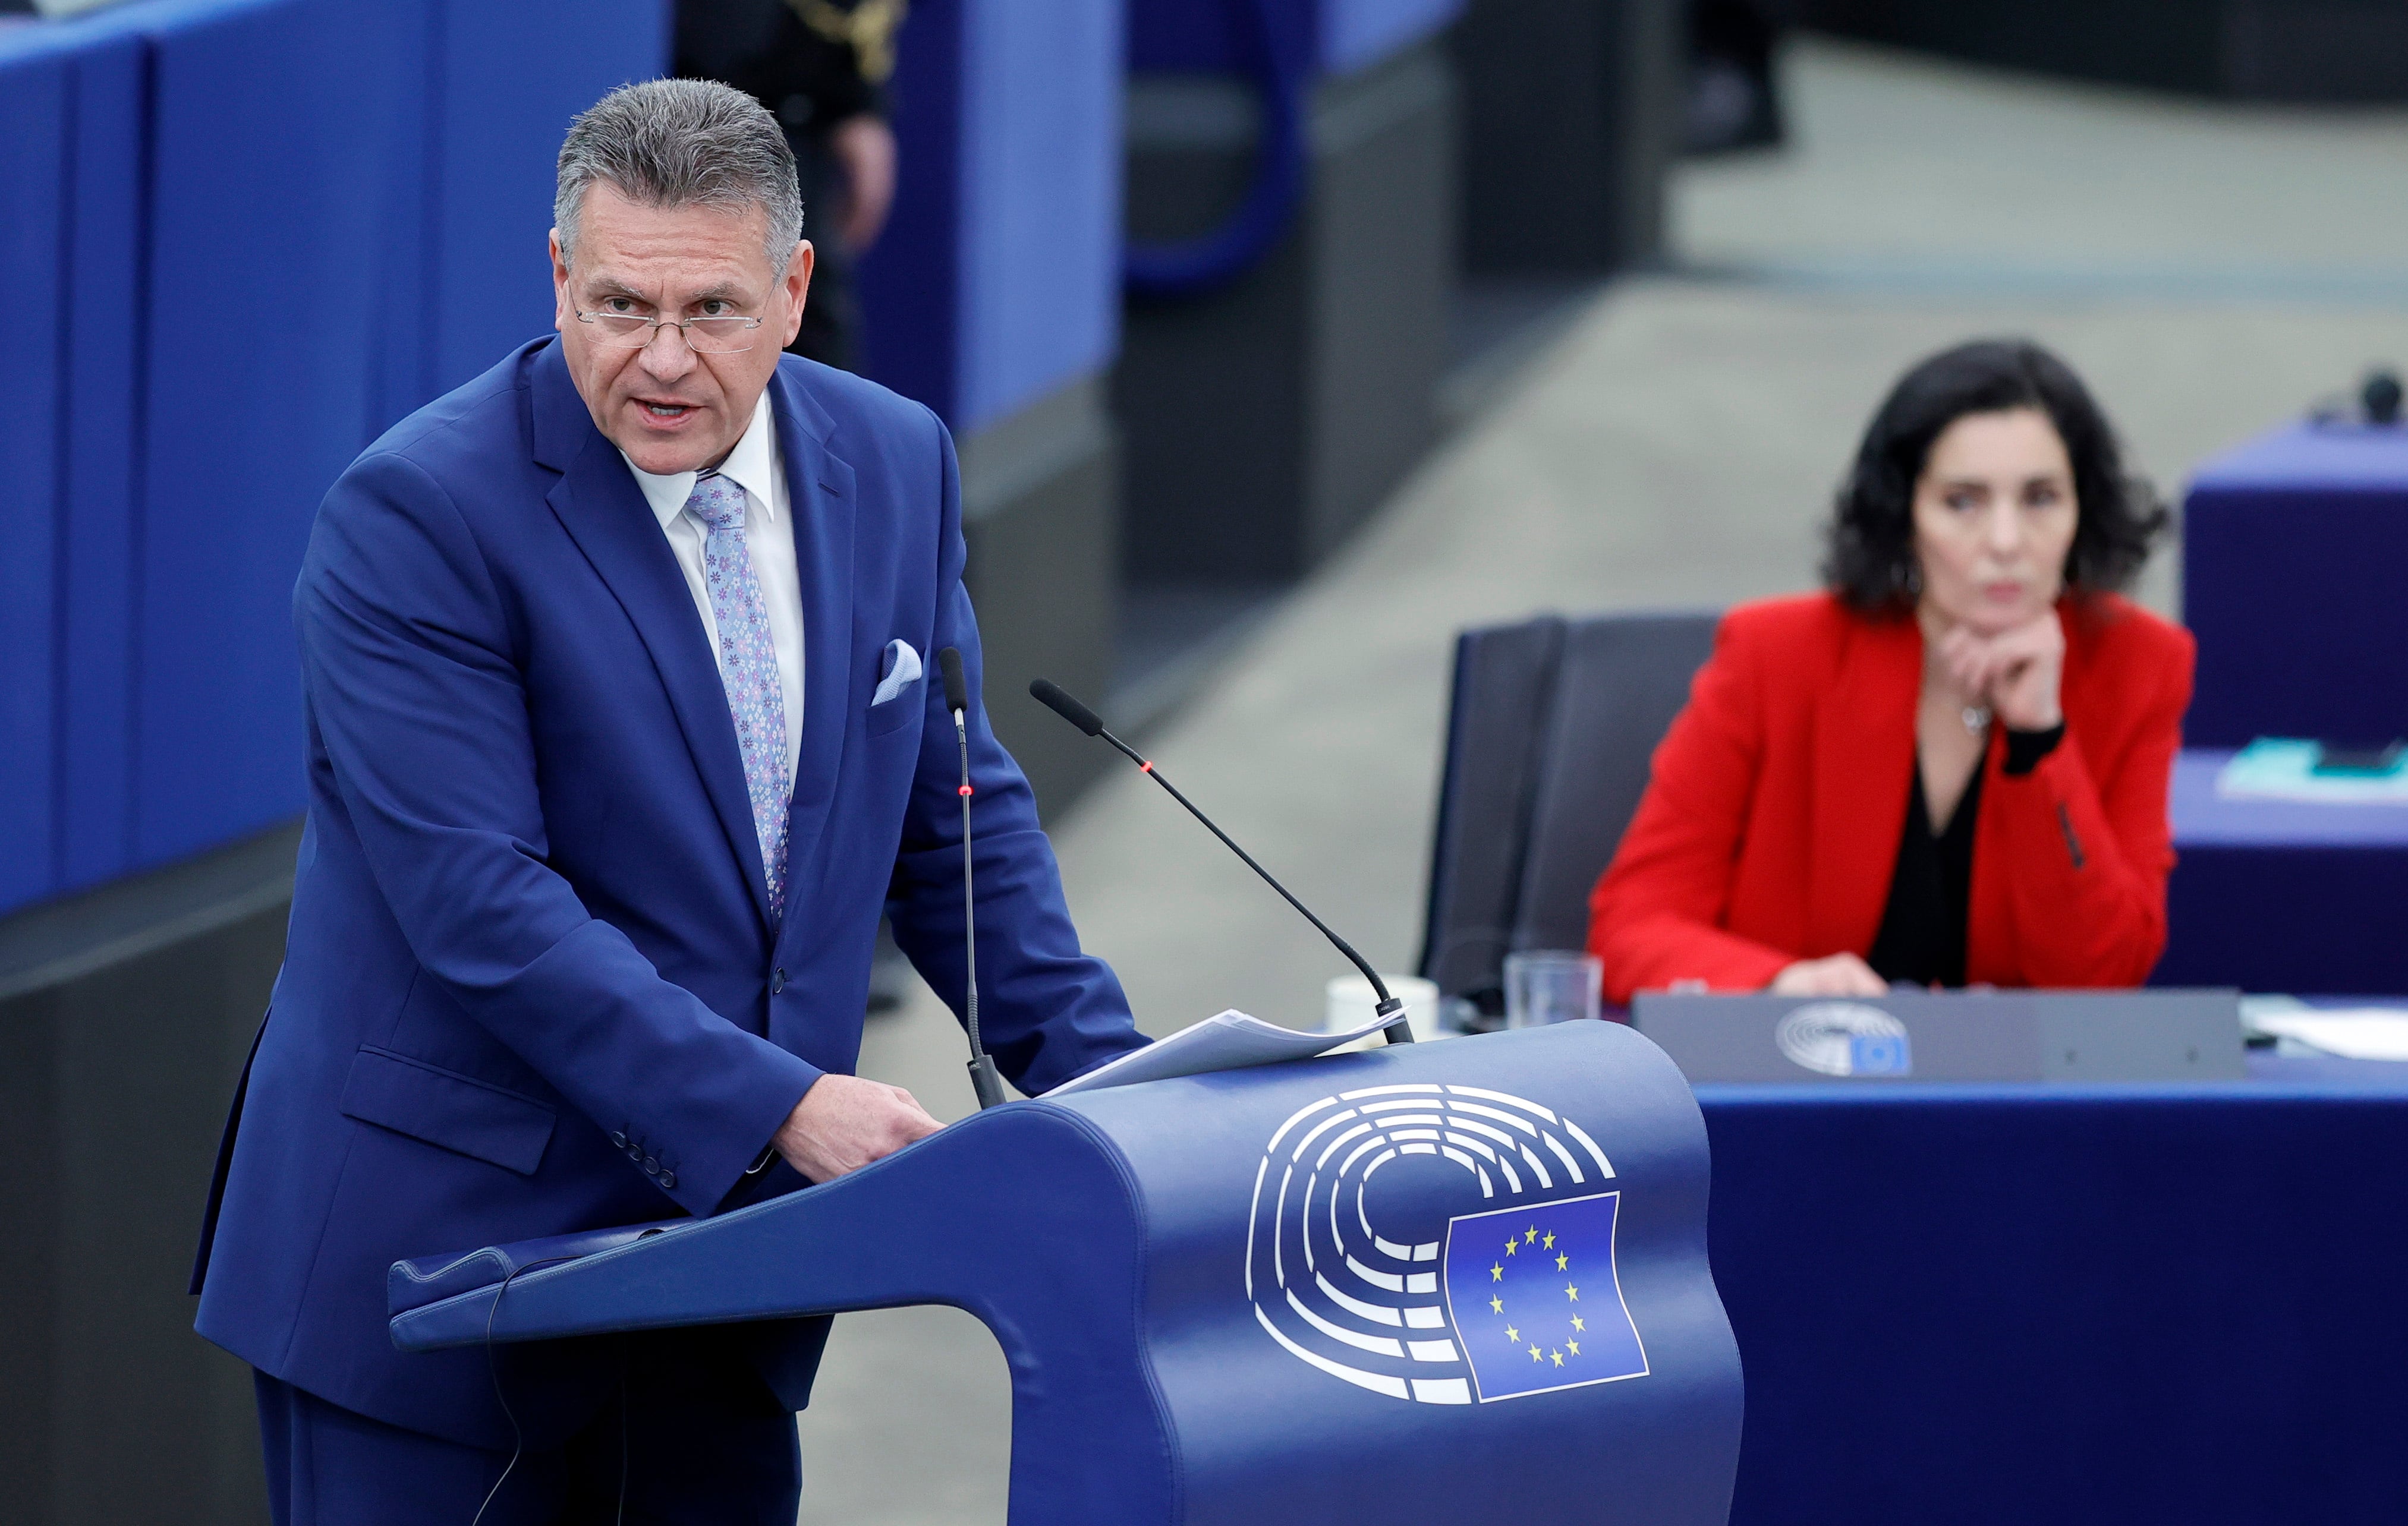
[1699,1057,2408,1525]
[2157,749,2408,992]
[2183,419,2408,751]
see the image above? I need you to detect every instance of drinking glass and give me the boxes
[1504,950,1602,1029]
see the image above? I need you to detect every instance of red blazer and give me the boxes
[1587,592,2194,1004]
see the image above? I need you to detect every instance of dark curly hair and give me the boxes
[1822,339,2169,613]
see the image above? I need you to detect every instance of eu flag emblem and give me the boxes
[1441,1191,1647,1401]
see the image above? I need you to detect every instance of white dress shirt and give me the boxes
[620,390,807,777]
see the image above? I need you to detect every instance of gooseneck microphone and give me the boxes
[940,647,1008,1109]
[1027,678,1414,1045]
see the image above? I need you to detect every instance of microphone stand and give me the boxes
[1028,679,1414,1045]
[941,648,1008,1108]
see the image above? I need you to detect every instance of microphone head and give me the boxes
[2365,368,2404,426]
[938,646,968,713]
[1028,678,1104,736]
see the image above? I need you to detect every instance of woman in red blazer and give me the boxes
[1589,340,2193,1004]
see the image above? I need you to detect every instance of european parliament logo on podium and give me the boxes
[1245,1081,1649,1407]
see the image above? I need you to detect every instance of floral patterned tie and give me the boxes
[685,472,789,919]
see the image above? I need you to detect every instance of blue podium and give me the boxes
[389,1022,1741,1523]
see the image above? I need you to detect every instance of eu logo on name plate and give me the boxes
[1441,1191,1648,1402]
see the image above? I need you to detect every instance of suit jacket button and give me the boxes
[771,968,787,995]
[644,1156,659,1174]
[659,1169,677,1190]
[610,1132,628,1149]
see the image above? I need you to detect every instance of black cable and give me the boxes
[469,1254,578,1526]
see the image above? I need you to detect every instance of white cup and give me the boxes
[1324,974,1443,1045]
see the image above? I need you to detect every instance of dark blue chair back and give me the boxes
[1419,611,1718,1011]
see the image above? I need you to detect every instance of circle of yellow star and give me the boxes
[1505,1325,1519,1342]
[1525,1227,1538,1244]
[1490,1262,1503,1281]
[1550,1349,1565,1367]
[1555,1252,1569,1270]
[1543,1232,1556,1250]
[1527,1344,1542,1361]
[1571,1314,1587,1332]
[1504,1238,1516,1256]
[1565,1284,1580,1301]
[1489,1295,1503,1313]
[1567,1340,1582,1356]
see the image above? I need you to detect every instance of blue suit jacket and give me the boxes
[191,339,1145,1448]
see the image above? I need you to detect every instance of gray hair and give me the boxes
[555,78,803,273]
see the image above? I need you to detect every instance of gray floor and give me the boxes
[794,37,2408,1522]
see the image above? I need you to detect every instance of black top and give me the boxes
[675,0,888,138]
[1866,723,2066,988]
[675,0,896,366]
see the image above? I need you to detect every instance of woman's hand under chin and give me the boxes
[1937,610,2065,732]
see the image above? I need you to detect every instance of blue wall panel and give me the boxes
[56,34,146,892]
[957,0,1121,433]
[433,0,669,396]
[1131,0,1459,77]
[1320,0,1458,74]
[1129,0,1312,74]
[365,0,440,437]
[858,0,965,420]
[131,0,427,866]
[861,0,1121,433]
[0,41,68,912]
[4,0,917,912]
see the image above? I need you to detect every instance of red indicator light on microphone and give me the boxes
[958,784,973,796]
[1140,760,1155,774]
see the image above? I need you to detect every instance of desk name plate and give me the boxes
[1628,989,2246,1084]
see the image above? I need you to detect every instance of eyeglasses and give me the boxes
[574,309,766,354]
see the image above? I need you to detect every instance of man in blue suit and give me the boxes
[191,78,1146,1523]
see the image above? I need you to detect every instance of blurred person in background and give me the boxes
[1588,340,2190,1004]
[676,0,904,371]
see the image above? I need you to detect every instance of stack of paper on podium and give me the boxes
[1041,1008,1397,1095]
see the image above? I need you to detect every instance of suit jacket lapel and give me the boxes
[530,342,774,928]
[769,363,857,882]
[1807,613,1918,953]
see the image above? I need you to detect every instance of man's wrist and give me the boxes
[767,1074,822,1162]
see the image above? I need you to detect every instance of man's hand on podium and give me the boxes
[773,1074,942,1183]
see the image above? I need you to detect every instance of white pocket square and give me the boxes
[871,639,923,706]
